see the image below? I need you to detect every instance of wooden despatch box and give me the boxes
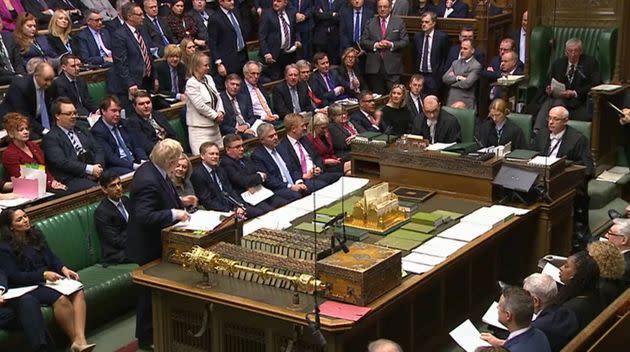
[317,242,401,306]
[161,218,239,264]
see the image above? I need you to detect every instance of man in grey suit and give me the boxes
[442,39,481,109]
[390,0,410,16]
[360,0,409,94]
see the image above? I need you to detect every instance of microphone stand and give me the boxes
[222,191,244,244]
[322,212,349,253]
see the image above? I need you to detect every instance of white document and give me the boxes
[0,192,54,209]
[242,218,266,236]
[315,176,369,198]
[413,237,468,258]
[45,279,83,295]
[2,285,38,300]
[551,78,566,98]
[481,302,508,331]
[403,252,445,266]
[528,155,561,166]
[490,204,530,216]
[172,210,233,231]
[460,206,514,228]
[425,142,456,151]
[607,166,630,174]
[449,319,491,352]
[402,261,434,274]
[241,185,273,206]
[288,194,337,211]
[542,263,564,285]
[591,84,623,91]
[437,222,492,242]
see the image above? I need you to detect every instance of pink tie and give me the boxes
[380,18,387,39]
[296,141,307,174]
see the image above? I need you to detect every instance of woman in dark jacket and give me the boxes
[165,0,203,46]
[557,251,603,330]
[327,102,357,161]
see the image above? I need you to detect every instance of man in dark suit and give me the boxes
[104,0,127,33]
[533,38,601,132]
[274,64,313,119]
[76,10,114,67]
[415,95,461,143]
[208,0,249,86]
[251,122,309,197]
[407,74,426,132]
[360,0,409,94]
[22,0,54,27]
[110,2,156,105]
[350,90,385,133]
[0,23,26,85]
[125,138,195,350]
[444,26,486,69]
[482,38,524,81]
[187,0,210,44]
[308,52,348,106]
[222,134,295,207]
[510,10,528,65]
[53,55,98,117]
[42,97,105,192]
[91,96,148,175]
[125,91,178,155]
[258,0,300,81]
[413,11,449,96]
[143,0,175,54]
[339,0,373,53]
[290,0,314,60]
[605,219,630,282]
[240,61,280,124]
[94,170,132,266]
[483,51,524,100]
[220,74,256,138]
[277,113,342,191]
[313,0,342,65]
[436,0,468,18]
[0,62,56,139]
[154,49,187,101]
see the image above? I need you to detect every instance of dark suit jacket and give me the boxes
[413,29,450,79]
[312,0,342,46]
[258,8,299,60]
[445,44,486,69]
[42,125,105,183]
[334,65,367,97]
[0,32,26,80]
[22,0,53,26]
[104,17,124,34]
[309,70,347,106]
[239,82,274,118]
[290,0,315,33]
[0,269,13,326]
[190,164,243,211]
[532,305,579,352]
[94,196,131,265]
[328,122,354,159]
[477,119,526,149]
[51,0,86,22]
[75,27,113,66]
[504,327,551,352]
[126,162,183,264]
[125,110,177,155]
[532,125,594,178]
[251,144,293,191]
[221,91,256,134]
[45,34,75,57]
[0,241,64,287]
[144,16,175,50]
[481,54,525,81]
[110,24,155,95]
[417,110,462,143]
[91,118,148,170]
[406,92,425,128]
[339,5,374,50]
[277,136,324,182]
[53,73,97,115]
[436,0,469,18]
[221,155,266,194]
[272,81,312,119]
[624,251,630,283]
[350,110,384,133]
[0,75,55,139]
[208,8,248,75]
[186,9,210,42]
[154,61,186,97]
[546,54,601,109]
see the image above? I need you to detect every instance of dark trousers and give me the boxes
[367,62,400,95]
[264,52,297,82]
[1,294,54,351]
[135,284,153,345]
[419,71,442,97]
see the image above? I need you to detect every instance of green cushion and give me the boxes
[248,51,260,62]
[616,146,628,167]
[168,118,189,151]
[507,113,533,146]
[87,81,108,106]
[442,107,475,143]
[0,164,4,183]
[567,120,592,145]
[588,179,619,209]
[590,197,628,236]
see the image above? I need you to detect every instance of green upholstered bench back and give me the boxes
[508,113,533,146]
[35,203,101,271]
[567,120,592,145]
[442,107,474,143]
[87,81,108,106]
[168,118,189,151]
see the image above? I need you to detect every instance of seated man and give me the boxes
[94,170,131,266]
[53,55,98,117]
[42,97,105,192]
[533,38,601,132]
[309,52,348,107]
[605,219,630,282]
[75,9,114,67]
[273,64,313,120]
[350,90,385,133]
[415,95,461,143]
[296,59,326,109]
[251,122,309,197]
[219,74,256,139]
[221,134,295,207]
[91,96,148,175]
[240,61,280,125]
[484,51,524,100]
[481,286,552,352]
[191,142,273,218]
[125,91,178,155]
[482,38,525,82]
[277,113,342,191]
[442,38,481,109]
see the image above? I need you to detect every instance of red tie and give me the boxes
[135,29,151,77]
[380,18,387,39]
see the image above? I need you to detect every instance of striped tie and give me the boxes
[135,29,151,77]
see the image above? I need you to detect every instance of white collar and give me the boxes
[507,326,531,341]
[550,128,566,141]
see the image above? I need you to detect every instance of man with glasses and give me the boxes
[605,219,630,281]
[240,61,280,124]
[350,90,385,133]
[415,95,461,142]
[42,97,105,192]
[76,9,114,67]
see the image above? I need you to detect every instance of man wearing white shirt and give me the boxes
[510,10,528,65]
[76,10,113,67]
[605,219,630,281]
[413,11,449,96]
[241,61,280,124]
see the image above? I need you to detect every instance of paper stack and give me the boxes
[459,206,515,228]
[412,237,468,258]
[437,222,492,242]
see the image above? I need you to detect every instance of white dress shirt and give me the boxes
[287,135,314,172]
[548,129,566,158]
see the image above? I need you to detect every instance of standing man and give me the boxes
[339,0,374,53]
[510,10,528,65]
[360,0,409,94]
[273,64,312,119]
[313,0,342,65]
[187,0,210,45]
[53,55,98,117]
[444,27,486,69]
[258,0,301,81]
[209,0,249,86]
[94,170,132,266]
[291,0,314,60]
[413,11,450,96]
[442,38,481,109]
[407,74,426,131]
[76,9,114,67]
[125,139,196,350]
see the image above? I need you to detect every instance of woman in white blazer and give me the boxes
[185,52,225,154]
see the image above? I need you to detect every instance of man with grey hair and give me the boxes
[241,61,279,124]
[273,64,312,119]
[605,218,630,281]
[415,95,461,143]
[368,338,403,352]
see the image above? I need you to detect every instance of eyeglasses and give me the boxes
[606,230,624,237]
[228,144,244,149]
[89,18,103,22]
[59,111,77,117]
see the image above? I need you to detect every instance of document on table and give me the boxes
[241,185,273,206]
[449,319,491,352]
[542,263,564,285]
[45,279,83,295]
[481,302,508,331]
[425,142,456,151]
[0,192,54,209]
[412,237,468,258]
[401,261,434,275]
[172,210,233,231]
[437,222,492,242]
[2,285,38,300]
[403,252,445,266]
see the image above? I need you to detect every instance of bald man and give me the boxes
[368,339,403,352]
[0,62,57,139]
[414,95,461,143]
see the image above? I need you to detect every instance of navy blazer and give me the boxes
[251,144,292,190]
[42,125,105,183]
[504,327,551,352]
[190,164,243,211]
[0,240,64,287]
[45,34,75,57]
[220,155,266,194]
[239,82,274,119]
[0,74,56,139]
[94,196,131,265]
[219,91,257,135]
[312,0,342,45]
[481,55,525,81]
[186,9,210,42]
[125,110,177,155]
[277,136,324,182]
[91,118,148,170]
[75,27,113,66]
[110,24,155,95]
[436,0,469,18]
[143,16,175,50]
[125,162,183,264]
[532,305,580,352]
[339,5,374,51]
[309,70,347,106]
[52,73,97,115]
[258,8,299,60]
[413,29,450,78]
[154,61,186,98]
[272,81,312,119]
[350,110,384,133]
[290,0,315,33]
[208,8,248,75]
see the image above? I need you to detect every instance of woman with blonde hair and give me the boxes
[477,98,526,149]
[587,240,627,306]
[381,84,412,135]
[170,154,195,197]
[334,47,366,98]
[179,38,196,71]
[46,9,74,57]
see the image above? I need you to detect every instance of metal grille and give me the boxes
[170,309,211,351]
[223,322,265,352]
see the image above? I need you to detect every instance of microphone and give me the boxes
[322,212,345,228]
[306,303,327,346]
[575,65,586,79]
[473,135,484,148]
[222,191,244,209]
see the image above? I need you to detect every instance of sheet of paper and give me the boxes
[403,252,444,266]
[412,237,468,258]
[542,263,564,285]
[241,185,274,206]
[425,142,456,151]
[591,84,623,91]
[319,300,371,321]
[490,204,530,216]
[437,222,492,242]
[2,285,38,300]
[528,155,561,166]
[551,78,566,98]
[242,218,266,236]
[172,210,233,231]
[0,192,54,209]
[460,207,513,228]
[315,176,369,198]
[449,319,492,352]
[401,261,434,274]
[45,279,83,295]
[607,166,630,174]
[481,302,508,331]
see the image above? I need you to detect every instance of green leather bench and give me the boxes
[0,202,138,349]
[442,107,475,143]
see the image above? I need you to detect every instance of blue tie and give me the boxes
[153,18,169,46]
[112,126,133,162]
[38,89,50,129]
[117,201,128,222]
[271,149,294,185]
[211,169,223,191]
[354,11,361,42]
[228,11,245,52]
